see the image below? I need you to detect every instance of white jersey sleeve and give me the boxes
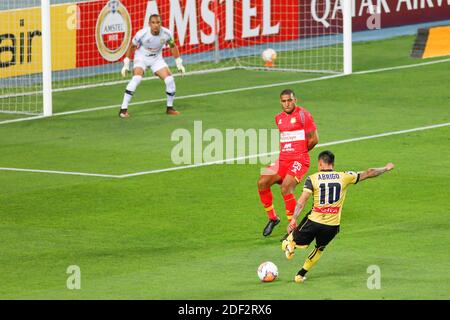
[132,28,148,47]
[161,27,174,46]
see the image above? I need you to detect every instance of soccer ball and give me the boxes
[262,48,277,62]
[257,261,278,282]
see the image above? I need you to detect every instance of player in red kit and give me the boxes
[257,89,319,237]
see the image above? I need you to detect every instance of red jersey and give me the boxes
[275,106,317,161]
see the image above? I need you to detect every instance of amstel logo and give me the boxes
[95,0,132,62]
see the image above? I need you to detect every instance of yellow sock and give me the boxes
[302,247,324,271]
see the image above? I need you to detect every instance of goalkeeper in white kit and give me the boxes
[119,14,185,118]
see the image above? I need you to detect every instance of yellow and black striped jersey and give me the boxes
[303,170,360,226]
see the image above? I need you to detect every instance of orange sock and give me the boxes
[283,194,296,222]
[258,189,277,220]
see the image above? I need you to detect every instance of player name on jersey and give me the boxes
[317,173,340,180]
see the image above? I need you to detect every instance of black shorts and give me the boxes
[292,219,340,248]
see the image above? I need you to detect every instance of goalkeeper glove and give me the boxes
[121,57,130,77]
[175,57,185,75]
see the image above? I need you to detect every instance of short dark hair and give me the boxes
[149,14,160,20]
[280,89,295,98]
[318,150,335,164]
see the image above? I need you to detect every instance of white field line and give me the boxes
[0,167,118,178]
[352,58,450,75]
[9,73,347,120]
[118,122,450,178]
[1,122,448,179]
[1,57,449,125]
[0,115,48,125]
[0,74,343,124]
[0,67,239,100]
[0,66,336,100]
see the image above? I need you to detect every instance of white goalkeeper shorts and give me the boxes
[133,52,168,75]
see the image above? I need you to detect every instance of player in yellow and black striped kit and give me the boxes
[282,150,394,283]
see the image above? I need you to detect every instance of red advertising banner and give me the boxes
[76,0,299,68]
[75,0,450,68]
[76,0,148,67]
[248,0,450,36]
[306,0,450,34]
[353,0,450,31]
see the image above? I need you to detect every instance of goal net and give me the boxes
[0,0,351,116]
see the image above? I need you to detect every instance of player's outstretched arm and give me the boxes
[288,190,311,233]
[359,163,395,182]
[307,130,319,151]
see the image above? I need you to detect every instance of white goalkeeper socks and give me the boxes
[164,75,176,107]
[121,75,176,110]
[121,75,142,110]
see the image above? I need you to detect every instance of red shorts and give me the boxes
[265,158,310,183]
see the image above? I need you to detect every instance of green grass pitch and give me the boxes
[0,35,449,299]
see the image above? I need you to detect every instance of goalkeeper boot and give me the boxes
[281,233,296,260]
[166,107,180,116]
[263,217,280,237]
[119,109,130,118]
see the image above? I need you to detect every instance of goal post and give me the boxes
[343,0,352,75]
[41,0,53,116]
[0,0,353,117]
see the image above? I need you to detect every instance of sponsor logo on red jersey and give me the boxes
[276,107,313,160]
